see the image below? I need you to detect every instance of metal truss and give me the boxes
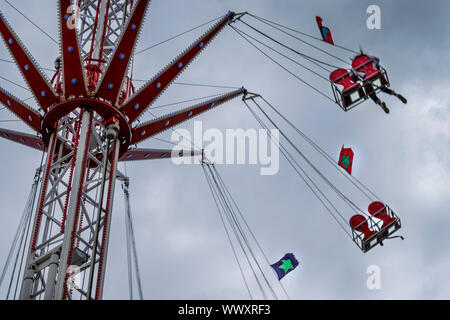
[77,0,133,61]
[19,109,124,300]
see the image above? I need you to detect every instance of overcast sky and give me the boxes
[0,0,449,300]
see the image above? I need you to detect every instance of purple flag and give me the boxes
[270,253,299,280]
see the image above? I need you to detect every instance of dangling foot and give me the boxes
[396,93,407,104]
[376,100,390,114]
[391,90,407,104]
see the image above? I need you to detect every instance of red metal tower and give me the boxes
[0,0,245,299]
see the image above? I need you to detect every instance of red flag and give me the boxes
[338,145,354,174]
[316,16,334,45]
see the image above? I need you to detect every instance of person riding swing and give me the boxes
[351,54,407,114]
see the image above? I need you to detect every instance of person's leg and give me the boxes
[369,93,389,114]
[369,92,380,103]
[380,87,394,95]
[381,87,407,104]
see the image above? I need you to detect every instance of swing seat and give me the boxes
[368,202,401,241]
[349,214,378,252]
[368,201,396,228]
[349,203,402,253]
[329,68,365,110]
[351,55,389,96]
[352,55,381,80]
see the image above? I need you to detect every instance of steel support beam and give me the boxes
[55,109,93,300]
[18,108,122,300]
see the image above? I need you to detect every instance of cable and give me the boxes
[211,164,291,300]
[142,90,239,152]
[243,16,350,66]
[251,98,362,214]
[249,101,352,236]
[143,92,238,153]
[231,25,331,80]
[231,26,336,104]
[206,164,278,300]
[202,165,253,300]
[248,100,350,230]
[172,82,241,90]
[210,165,279,300]
[260,96,381,201]
[0,75,31,91]
[5,161,42,299]
[11,194,34,299]
[204,164,265,299]
[4,0,58,45]
[243,99,352,238]
[132,80,241,90]
[247,13,359,55]
[148,93,225,111]
[124,194,133,300]
[238,19,343,70]
[0,58,55,72]
[0,172,38,292]
[146,109,203,152]
[210,164,290,300]
[0,58,15,64]
[135,16,222,55]
[123,182,144,300]
[148,136,179,147]
[206,164,276,300]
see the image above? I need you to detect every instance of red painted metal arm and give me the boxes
[96,0,150,103]
[119,148,202,162]
[131,88,245,145]
[0,87,42,132]
[0,127,45,151]
[59,0,87,97]
[123,11,235,123]
[0,12,58,111]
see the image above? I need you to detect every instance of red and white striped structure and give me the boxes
[0,0,245,299]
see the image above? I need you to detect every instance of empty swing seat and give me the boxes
[349,214,377,252]
[349,203,402,253]
[329,68,365,110]
[367,201,401,240]
[351,55,389,95]
[368,201,395,228]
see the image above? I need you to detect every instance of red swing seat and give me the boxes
[349,214,377,240]
[368,201,401,241]
[368,201,396,228]
[329,68,365,109]
[349,202,402,253]
[349,214,377,252]
[351,55,389,95]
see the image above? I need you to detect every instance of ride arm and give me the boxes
[0,127,45,151]
[58,0,88,97]
[131,88,245,145]
[0,11,58,111]
[0,87,42,132]
[122,11,235,123]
